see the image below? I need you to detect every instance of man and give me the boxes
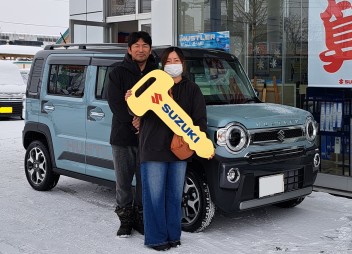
[107,31,157,237]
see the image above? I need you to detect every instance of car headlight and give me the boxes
[305,116,318,142]
[217,123,249,153]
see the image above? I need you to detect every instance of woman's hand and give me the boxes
[125,90,132,101]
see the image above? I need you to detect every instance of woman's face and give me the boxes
[165,51,182,65]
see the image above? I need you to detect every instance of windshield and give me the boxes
[185,55,257,105]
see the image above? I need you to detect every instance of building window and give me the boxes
[141,24,151,34]
[139,0,151,13]
[178,0,308,109]
[109,0,136,16]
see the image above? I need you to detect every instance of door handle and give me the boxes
[88,106,105,121]
[44,105,55,111]
[41,101,55,113]
[90,111,105,118]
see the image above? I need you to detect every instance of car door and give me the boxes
[85,56,123,181]
[39,55,90,174]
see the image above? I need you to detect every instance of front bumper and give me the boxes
[239,187,312,210]
[204,146,319,213]
[0,97,24,117]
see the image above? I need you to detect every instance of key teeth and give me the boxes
[185,126,214,159]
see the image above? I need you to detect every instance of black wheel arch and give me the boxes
[187,159,206,177]
[23,122,56,168]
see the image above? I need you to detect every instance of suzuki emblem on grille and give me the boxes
[277,130,285,141]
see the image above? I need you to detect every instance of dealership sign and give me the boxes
[309,0,352,87]
[179,31,230,52]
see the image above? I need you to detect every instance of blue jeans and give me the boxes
[141,161,187,247]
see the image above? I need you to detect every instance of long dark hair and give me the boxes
[160,47,186,70]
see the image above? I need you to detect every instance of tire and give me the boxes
[274,197,305,208]
[24,141,60,191]
[181,170,215,233]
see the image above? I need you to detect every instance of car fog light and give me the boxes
[313,153,320,169]
[227,168,240,183]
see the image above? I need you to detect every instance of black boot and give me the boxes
[133,205,144,235]
[115,206,134,237]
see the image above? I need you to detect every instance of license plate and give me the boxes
[259,174,284,198]
[0,107,13,113]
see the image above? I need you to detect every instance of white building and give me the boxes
[69,0,173,45]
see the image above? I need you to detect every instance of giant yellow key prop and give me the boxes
[127,69,214,159]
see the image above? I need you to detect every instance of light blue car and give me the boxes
[23,44,320,233]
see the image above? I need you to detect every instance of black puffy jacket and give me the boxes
[107,53,157,146]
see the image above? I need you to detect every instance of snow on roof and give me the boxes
[0,45,42,57]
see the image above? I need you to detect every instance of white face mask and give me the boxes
[164,64,183,78]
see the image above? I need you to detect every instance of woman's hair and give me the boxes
[160,47,185,69]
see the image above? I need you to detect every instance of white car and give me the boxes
[0,60,26,119]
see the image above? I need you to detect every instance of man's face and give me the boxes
[128,38,151,63]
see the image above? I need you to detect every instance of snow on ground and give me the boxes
[0,119,352,254]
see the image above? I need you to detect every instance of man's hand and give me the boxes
[132,116,140,134]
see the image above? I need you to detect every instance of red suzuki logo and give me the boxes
[151,93,162,104]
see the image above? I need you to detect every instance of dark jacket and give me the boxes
[107,53,157,146]
[139,77,207,162]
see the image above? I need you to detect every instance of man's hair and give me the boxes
[127,31,152,48]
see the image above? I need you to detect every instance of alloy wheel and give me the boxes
[26,146,47,185]
[182,176,201,225]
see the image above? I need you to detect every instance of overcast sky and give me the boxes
[0,0,69,36]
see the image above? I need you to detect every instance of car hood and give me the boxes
[0,84,26,95]
[206,103,311,129]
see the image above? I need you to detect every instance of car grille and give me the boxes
[245,147,305,162]
[250,127,304,144]
[284,168,304,192]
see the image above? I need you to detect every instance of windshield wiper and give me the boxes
[243,98,258,104]
[205,100,230,105]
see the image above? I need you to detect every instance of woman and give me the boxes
[127,47,210,251]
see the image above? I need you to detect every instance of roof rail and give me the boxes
[44,43,128,50]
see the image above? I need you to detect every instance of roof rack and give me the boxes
[44,43,128,50]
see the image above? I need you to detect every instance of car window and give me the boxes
[48,64,87,98]
[27,58,44,97]
[96,66,114,100]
